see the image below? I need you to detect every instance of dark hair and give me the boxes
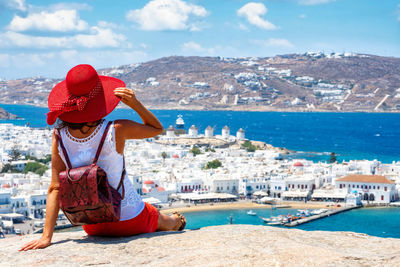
[56,119,103,130]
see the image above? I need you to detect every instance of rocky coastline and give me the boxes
[0,107,18,120]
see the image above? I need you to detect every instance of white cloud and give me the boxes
[181,41,215,55]
[237,2,277,30]
[0,50,148,78]
[298,0,335,5]
[252,38,294,48]
[0,0,26,11]
[126,0,208,31]
[74,26,127,48]
[8,9,89,32]
[48,3,91,11]
[0,25,127,49]
[299,14,307,19]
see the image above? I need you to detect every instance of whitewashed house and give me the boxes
[239,176,269,197]
[335,174,398,204]
[142,180,168,203]
[26,191,47,219]
[283,175,315,201]
[205,176,239,195]
[269,174,287,198]
[0,192,11,213]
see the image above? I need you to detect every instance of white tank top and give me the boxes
[57,119,144,221]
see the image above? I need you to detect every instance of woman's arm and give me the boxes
[113,87,163,154]
[19,131,66,251]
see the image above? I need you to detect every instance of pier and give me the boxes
[284,205,362,227]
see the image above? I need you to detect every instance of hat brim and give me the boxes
[47,76,125,125]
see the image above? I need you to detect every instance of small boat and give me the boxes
[247,210,257,216]
[262,215,286,225]
[267,221,282,226]
[261,217,273,223]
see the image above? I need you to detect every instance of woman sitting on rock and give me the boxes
[20,64,186,251]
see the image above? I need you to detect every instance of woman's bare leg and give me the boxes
[157,213,182,231]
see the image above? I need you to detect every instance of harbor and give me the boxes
[283,205,361,227]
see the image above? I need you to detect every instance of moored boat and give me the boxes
[247,210,257,216]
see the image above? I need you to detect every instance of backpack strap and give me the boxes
[116,157,126,199]
[93,121,113,164]
[94,121,125,199]
[55,129,72,169]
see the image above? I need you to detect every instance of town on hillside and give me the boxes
[0,116,399,236]
[1,53,400,112]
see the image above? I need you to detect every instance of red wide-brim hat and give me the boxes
[47,64,125,125]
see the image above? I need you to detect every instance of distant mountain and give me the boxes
[0,107,18,120]
[1,53,400,112]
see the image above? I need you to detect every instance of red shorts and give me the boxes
[82,202,159,237]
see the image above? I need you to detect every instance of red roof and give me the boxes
[157,187,166,192]
[293,162,304,167]
[143,180,155,185]
[142,188,148,193]
[172,154,179,158]
[2,184,11,188]
[337,175,394,184]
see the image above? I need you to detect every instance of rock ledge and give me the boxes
[1,225,400,266]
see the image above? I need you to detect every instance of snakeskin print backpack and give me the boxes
[55,121,125,226]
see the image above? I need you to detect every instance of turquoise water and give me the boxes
[2,104,400,163]
[183,208,400,238]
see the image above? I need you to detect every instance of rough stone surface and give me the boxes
[1,225,400,266]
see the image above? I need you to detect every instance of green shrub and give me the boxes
[203,159,222,169]
[190,146,202,156]
[24,162,48,176]
[242,140,257,152]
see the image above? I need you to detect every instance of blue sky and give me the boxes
[0,0,399,79]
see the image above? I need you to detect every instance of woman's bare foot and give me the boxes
[157,212,186,231]
[172,212,186,231]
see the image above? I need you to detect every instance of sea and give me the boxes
[1,103,400,163]
[2,104,400,238]
[183,207,400,238]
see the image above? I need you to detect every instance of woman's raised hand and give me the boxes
[19,236,51,251]
[114,87,138,107]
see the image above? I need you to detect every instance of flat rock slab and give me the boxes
[1,225,400,266]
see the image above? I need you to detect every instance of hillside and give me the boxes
[1,53,400,112]
[0,107,18,120]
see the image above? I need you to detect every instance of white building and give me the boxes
[239,177,269,197]
[236,128,245,140]
[26,191,47,219]
[222,126,230,139]
[176,179,203,193]
[142,180,168,203]
[269,174,287,198]
[0,192,11,213]
[205,126,214,137]
[205,177,239,195]
[188,125,198,138]
[165,125,176,138]
[335,174,398,204]
[283,176,315,201]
